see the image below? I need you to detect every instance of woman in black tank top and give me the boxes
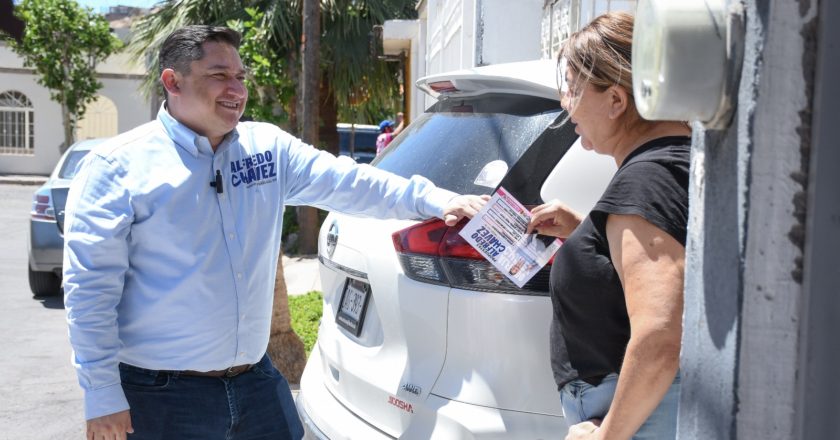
[526,12,691,440]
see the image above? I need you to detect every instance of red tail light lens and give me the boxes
[31,192,56,221]
[428,80,459,93]
[392,218,448,255]
[439,220,483,259]
[392,218,449,285]
[392,218,551,295]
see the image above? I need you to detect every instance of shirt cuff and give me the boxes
[85,382,129,420]
[423,188,459,219]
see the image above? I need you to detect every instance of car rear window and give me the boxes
[372,94,562,195]
[59,150,91,179]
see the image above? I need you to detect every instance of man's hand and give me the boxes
[443,194,490,226]
[527,199,583,238]
[565,419,602,440]
[87,410,133,440]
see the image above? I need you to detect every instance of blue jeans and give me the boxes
[559,372,680,439]
[120,354,304,440]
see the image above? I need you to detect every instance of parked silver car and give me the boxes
[27,138,107,296]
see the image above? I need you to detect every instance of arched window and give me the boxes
[0,91,35,155]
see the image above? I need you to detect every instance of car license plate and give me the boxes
[336,278,371,337]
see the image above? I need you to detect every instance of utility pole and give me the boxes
[298,0,321,255]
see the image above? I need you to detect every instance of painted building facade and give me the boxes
[0,42,154,175]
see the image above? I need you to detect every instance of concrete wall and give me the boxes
[679,0,826,438]
[0,42,24,67]
[98,76,153,134]
[414,0,546,109]
[382,19,427,121]
[475,0,543,66]
[795,0,839,437]
[425,0,476,78]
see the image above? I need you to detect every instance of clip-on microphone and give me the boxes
[209,170,223,194]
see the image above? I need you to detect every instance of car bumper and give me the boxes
[297,345,394,440]
[28,219,63,273]
[297,342,567,440]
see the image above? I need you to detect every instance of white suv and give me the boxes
[296,60,616,439]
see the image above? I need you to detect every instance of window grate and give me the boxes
[0,90,35,155]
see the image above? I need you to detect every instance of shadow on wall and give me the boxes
[702,129,740,349]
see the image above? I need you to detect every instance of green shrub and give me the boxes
[289,291,324,357]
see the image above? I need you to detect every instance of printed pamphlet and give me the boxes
[459,187,561,288]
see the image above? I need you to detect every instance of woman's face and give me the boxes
[561,68,616,155]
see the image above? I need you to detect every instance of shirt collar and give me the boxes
[156,103,240,157]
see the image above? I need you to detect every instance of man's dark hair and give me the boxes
[158,25,241,76]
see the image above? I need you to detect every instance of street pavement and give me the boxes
[0,181,320,439]
[0,183,84,439]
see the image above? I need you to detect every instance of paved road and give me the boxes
[0,183,85,439]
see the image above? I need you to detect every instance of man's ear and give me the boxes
[160,68,181,96]
[607,85,629,120]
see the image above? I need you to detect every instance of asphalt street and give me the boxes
[0,183,85,439]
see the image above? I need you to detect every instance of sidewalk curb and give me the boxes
[0,175,48,186]
[283,254,321,296]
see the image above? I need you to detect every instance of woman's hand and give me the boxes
[565,419,603,440]
[527,200,583,238]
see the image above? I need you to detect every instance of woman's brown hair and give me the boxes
[558,11,634,98]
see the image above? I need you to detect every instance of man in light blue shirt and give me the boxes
[63,25,486,440]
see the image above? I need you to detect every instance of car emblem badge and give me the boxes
[326,220,339,258]
[401,383,422,396]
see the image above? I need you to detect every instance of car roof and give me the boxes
[69,137,109,152]
[416,59,560,101]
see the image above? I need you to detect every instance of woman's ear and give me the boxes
[160,68,181,96]
[607,85,629,120]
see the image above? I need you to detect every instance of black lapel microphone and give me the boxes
[210,169,223,194]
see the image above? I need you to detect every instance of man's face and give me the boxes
[163,41,248,146]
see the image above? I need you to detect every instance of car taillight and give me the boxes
[31,192,56,221]
[392,218,450,286]
[392,218,552,295]
[428,80,459,94]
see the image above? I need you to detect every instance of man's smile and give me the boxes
[217,100,241,110]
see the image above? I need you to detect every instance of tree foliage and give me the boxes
[128,0,417,125]
[228,8,296,125]
[321,0,417,123]
[11,0,122,150]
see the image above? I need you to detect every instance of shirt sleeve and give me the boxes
[279,132,457,219]
[592,160,688,246]
[63,154,134,420]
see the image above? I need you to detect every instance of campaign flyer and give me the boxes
[459,187,561,287]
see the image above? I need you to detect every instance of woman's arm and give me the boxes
[567,213,684,440]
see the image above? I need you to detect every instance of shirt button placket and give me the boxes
[214,151,249,355]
